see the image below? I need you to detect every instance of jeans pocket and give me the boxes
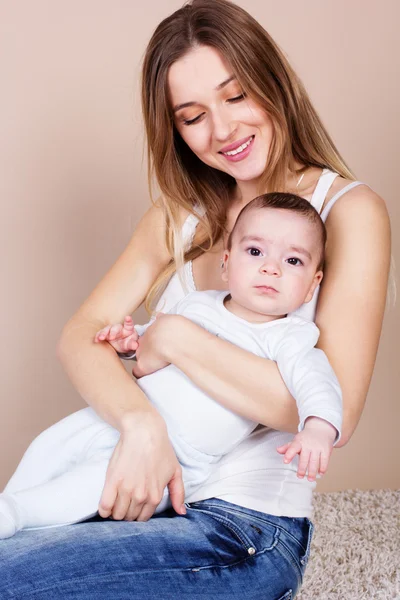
[186,503,278,557]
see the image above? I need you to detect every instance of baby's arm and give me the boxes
[270,318,343,481]
[277,416,337,481]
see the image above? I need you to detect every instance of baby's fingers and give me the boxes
[306,452,321,482]
[94,325,112,343]
[118,335,139,353]
[108,324,125,341]
[318,451,331,476]
[282,440,302,464]
[297,449,311,479]
[276,443,291,455]
[122,316,135,332]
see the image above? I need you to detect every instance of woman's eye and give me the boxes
[286,257,303,266]
[183,113,204,126]
[247,247,261,256]
[227,93,246,103]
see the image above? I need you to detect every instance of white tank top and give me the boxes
[155,169,363,517]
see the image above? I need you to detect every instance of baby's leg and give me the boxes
[4,407,114,494]
[0,422,120,539]
[0,453,111,538]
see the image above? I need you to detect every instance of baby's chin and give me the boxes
[227,297,287,322]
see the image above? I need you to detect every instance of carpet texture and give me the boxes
[297,489,399,599]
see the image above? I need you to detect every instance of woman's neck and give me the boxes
[233,165,306,208]
[232,165,321,209]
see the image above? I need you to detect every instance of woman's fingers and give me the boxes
[98,414,184,522]
[133,493,163,522]
[98,481,118,518]
[111,488,136,521]
[167,465,186,516]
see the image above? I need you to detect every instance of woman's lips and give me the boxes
[219,135,255,163]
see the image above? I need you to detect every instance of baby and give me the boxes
[0,192,341,538]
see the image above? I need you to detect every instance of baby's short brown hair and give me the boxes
[227,192,327,270]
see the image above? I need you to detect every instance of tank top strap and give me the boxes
[309,168,339,213]
[182,204,203,250]
[320,181,365,222]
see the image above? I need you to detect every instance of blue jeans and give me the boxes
[0,498,313,599]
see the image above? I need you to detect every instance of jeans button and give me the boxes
[248,547,256,555]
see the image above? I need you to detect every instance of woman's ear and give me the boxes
[304,270,323,303]
[221,250,230,283]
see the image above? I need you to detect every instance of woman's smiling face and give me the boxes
[168,45,274,185]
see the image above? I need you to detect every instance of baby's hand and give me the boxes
[94,316,139,354]
[276,417,337,482]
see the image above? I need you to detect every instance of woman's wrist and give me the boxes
[154,314,193,363]
[118,405,166,435]
[164,316,208,365]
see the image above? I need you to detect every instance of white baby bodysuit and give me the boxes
[0,289,342,537]
[136,289,342,466]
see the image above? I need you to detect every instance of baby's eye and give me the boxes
[286,257,303,266]
[247,247,262,256]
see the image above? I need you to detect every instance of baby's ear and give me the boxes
[304,270,323,303]
[221,250,230,283]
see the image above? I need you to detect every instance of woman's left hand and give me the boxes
[132,314,179,379]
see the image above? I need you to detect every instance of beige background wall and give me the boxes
[0,0,399,492]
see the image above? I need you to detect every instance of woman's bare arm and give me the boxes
[143,316,300,433]
[57,203,188,520]
[138,186,390,443]
[58,203,171,428]
[315,186,390,446]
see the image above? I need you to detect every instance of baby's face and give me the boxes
[222,208,323,321]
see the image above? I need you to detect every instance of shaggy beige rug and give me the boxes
[297,489,399,599]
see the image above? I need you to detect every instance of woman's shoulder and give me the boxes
[321,178,390,259]
[322,176,387,222]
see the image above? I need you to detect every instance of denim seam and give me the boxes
[278,590,293,600]
[274,538,303,588]
[197,502,310,556]
[301,519,314,565]
[7,550,281,599]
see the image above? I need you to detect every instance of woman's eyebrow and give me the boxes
[173,76,236,113]
[215,75,236,90]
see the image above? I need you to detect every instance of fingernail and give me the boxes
[180,504,187,515]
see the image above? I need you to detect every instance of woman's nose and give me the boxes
[212,108,237,142]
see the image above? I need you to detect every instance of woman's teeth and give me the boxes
[222,136,253,156]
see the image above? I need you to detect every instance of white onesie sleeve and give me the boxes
[268,317,343,443]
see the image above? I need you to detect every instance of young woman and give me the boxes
[0,1,390,598]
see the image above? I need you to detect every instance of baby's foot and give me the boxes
[0,495,22,539]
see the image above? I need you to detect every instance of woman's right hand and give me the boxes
[98,410,186,522]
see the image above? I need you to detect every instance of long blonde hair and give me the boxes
[141,0,354,313]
